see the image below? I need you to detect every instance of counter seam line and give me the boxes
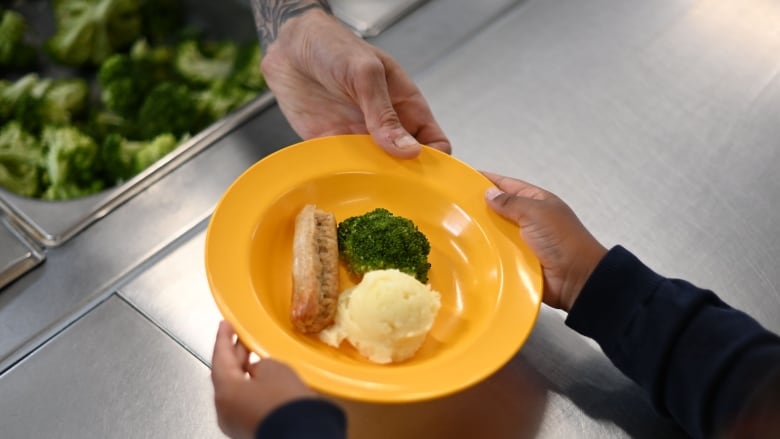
[0,211,214,375]
[114,293,212,368]
[0,293,114,377]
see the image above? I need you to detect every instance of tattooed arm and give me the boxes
[251,0,332,52]
[249,0,451,156]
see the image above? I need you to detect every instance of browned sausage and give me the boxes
[291,204,340,333]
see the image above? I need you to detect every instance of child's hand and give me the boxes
[484,172,607,311]
[210,321,315,439]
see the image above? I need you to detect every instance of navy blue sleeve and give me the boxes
[565,246,780,439]
[254,398,346,439]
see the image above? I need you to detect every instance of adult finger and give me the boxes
[396,99,451,154]
[382,56,451,154]
[352,59,422,159]
[211,320,242,386]
[413,123,452,154]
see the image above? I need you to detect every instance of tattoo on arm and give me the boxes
[251,0,332,51]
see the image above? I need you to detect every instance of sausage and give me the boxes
[291,204,340,333]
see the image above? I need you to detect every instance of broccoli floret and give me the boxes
[39,78,90,126]
[101,132,178,182]
[97,53,134,85]
[0,73,39,123]
[0,121,45,198]
[0,8,37,69]
[230,43,266,91]
[42,179,104,200]
[137,82,205,138]
[40,125,102,200]
[337,208,432,282]
[5,75,57,133]
[46,0,143,66]
[97,53,146,117]
[97,40,178,118]
[174,39,238,86]
[129,38,175,83]
[132,132,179,171]
[83,109,135,146]
[196,80,258,121]
[3,75,88,132]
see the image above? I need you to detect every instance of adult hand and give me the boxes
[252,1,451,157]
[211,320,316,439]
[483,172,607,311]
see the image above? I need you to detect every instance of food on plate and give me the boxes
[319,269,441,364]
[337,208,432,283]
[291,204,340,333]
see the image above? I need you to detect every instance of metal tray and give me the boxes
[331,0,430,37]
[0,212,44,290]
[0,0,274,247]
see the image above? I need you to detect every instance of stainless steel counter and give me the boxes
[2,0,779,437]
[0,296,223,438]
[0,215,44,290]
[419,0,780,331]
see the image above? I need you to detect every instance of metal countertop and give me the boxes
[419,0,780,331]
[2,0,779,438]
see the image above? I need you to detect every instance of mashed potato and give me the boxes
[319,269,441,364]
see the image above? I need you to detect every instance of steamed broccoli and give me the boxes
[97,53,146,117]
[2,75,89,132]
[196,80,257,121]
[38,79,89,125]
[0,122,45,198]
[137,82,205,138]
[337,208,432,282]
[0,1,270,201]
[129,38,175,84]
[42,178,104,200]
[230,43,265,91]
[0,8,37,69]
[101,132,179,182]
[132,133,179,170]
[83,109,135,146]
[96,39,178,118]
[46,0,143,66]
[12,79,53,133]
[40,125,103,200]
[174,39,238,86]
[0,73,39,123]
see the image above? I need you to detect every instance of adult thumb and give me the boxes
[485,187,534,225]
[355,68,421,158]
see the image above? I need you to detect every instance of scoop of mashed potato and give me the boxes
[319,269,441,364]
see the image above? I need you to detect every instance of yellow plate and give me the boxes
[205,134,542,403]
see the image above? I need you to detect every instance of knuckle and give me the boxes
[352,57,386,81]
[374,107,401,128]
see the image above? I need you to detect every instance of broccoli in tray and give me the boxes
[45,0,184,67]
[0,0,268,201]
[337,208,433,283]
[0,7,37,69]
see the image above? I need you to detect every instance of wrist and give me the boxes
[562,240,607,312]
[251,0,334,52]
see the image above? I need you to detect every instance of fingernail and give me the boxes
[485,187,504,200]
[394,134,418,150]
